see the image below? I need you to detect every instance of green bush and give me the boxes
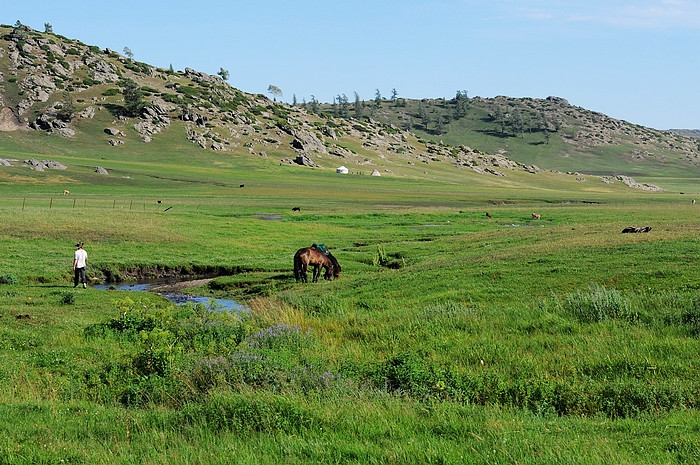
[562,284,638,323]
[0,274,19,285]
[60,292,75,305]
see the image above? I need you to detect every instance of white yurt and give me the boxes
[371,170,381,176]
[336,166,349,174]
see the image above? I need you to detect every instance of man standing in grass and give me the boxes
[73,242,88,288]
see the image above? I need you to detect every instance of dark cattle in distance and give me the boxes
[486,212,492,219]
[292,206,301,212]
[622,226,652,233]
[239,184,245,188]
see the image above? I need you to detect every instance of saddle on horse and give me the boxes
[312,243,328,254]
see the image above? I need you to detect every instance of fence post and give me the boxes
[50,198,53,209]
[73,198,76,209]
[22,198,26,211]
[113,199,116,209]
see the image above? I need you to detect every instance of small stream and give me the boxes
[93,280,245,312]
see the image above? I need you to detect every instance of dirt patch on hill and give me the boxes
[0,108,26,131]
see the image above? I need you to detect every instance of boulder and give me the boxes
[79,106,95,119]
[55,127,75,138]
[24,159,67,170]
[294,155,318,167]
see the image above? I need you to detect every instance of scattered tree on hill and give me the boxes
[309,95,319,113]
[391,88,398,102]
[435,113,445,134]
[354,92,362,118]
[491,105,508,135]
[122,78,145,117]
[267,85,282,101]
[168,63,175,74]
[123,47,134,60]
[418,100,429,130]
[44,23,53,34]
[217,68,229,80]
[11,22,27,40]
[511,108,525,138]
[335,94,350,118]
[539,111,553,144]
[453,90,469,119]
[374,89,382,108]
[292,94,298,106]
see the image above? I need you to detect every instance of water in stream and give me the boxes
[93,281,245,312]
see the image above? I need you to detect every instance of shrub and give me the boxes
[562,284,638,323]
[60,292,75,305]
[0,274,19,285]
[680,304,700,337]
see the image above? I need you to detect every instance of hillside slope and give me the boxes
[1,23,698,189]
[320,95,700,179]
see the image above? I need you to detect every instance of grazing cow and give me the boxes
[63,190,70,195]
[485,212,492,219]
[239,184,245,188]
[693,200,696,205]
[157,200,162,204]
[292,206,301,212]
[622,226,652,233]
[532,213,541,220]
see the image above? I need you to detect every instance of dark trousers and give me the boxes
[74,267,86,286]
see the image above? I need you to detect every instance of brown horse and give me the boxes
[294,246,341,283]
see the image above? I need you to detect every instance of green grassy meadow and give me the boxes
[1,129,699,464]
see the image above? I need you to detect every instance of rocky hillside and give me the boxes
[321,95,700,176]
[1,23,698,184]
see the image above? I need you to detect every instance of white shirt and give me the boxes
[74,249,88,268]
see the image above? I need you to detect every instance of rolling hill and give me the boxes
[1,22,698,191]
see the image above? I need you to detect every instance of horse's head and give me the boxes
[326,253,341,280]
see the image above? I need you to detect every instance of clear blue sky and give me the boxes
[3,1,699,129]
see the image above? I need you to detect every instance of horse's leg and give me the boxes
[312,264,320,283]
[301,262,308,283]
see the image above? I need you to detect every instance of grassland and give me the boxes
[1,125,699,464]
